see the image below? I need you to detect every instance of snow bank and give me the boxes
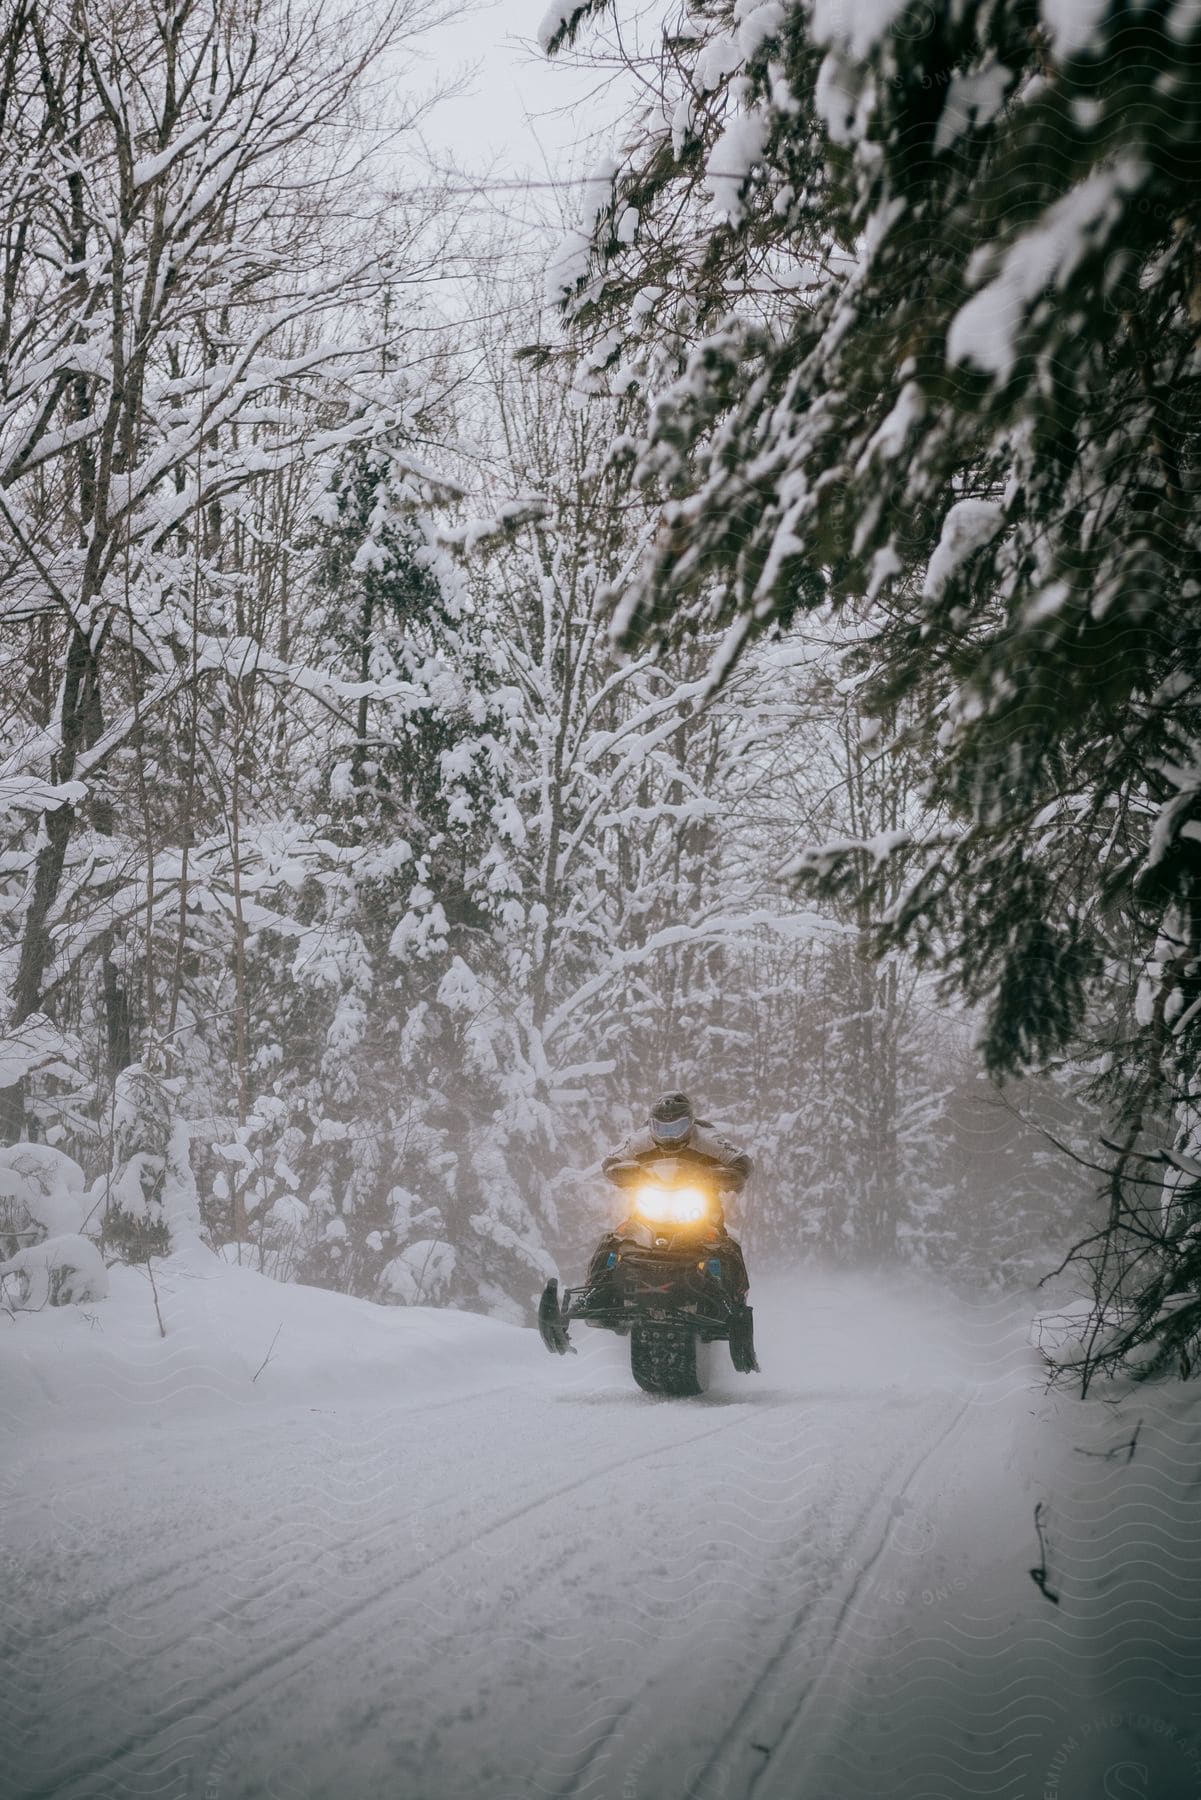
[1019,1375,1201,1790]
[752,1275,1201,1797]
[0,1245,548,1436]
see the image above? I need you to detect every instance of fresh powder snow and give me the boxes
[4,1253,1200,1799]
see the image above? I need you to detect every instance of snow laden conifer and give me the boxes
[547,0,1201,1378]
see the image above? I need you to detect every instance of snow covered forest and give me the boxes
[5,2,1201,1797]
[0,0,1130,1339]
[1,0,1200,1370]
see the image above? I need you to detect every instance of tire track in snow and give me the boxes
[22,1399,766,1800]
[534,1394,950,1800]
[3,1374,556,1755]
[4,1378,531,1663]
[688,1389,979,1800]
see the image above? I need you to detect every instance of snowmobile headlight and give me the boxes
[672,1185,710,1222]
[632,1183,710,1225]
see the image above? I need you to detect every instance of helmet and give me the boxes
[649,1091,695,1147]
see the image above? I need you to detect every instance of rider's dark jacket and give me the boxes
[601,1122,753,1195]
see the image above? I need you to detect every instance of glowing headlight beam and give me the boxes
[632,1184,710,1225]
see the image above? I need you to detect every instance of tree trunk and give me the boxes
[1,624,102,1142]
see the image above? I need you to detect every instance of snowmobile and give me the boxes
[537,1164,759,1397]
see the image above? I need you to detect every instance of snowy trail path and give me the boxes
[0,1264,1121,1800]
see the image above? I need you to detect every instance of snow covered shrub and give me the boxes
[378,1239,456,1306]
[0,1169,38,1261]
[0,1234,108,1310]
[99,1206,171,1264]
[0,1145,110,1307]
[0,1143,94,1246]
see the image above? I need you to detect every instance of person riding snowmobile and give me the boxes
[595,1092,752,1298]
[536,1089,760,1384]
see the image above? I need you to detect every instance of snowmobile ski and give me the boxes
[538,1279,576,1355]
[729,1303,760,1374]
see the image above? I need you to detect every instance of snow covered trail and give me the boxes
[2,1257,1197,1800]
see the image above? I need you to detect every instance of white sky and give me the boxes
[412,0,621,184]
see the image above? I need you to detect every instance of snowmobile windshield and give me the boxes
[650,1114,692,1145]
